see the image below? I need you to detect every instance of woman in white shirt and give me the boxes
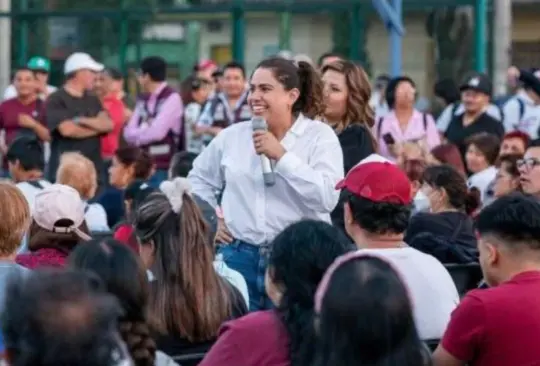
[188,57,344,311]
[465,132,500,204]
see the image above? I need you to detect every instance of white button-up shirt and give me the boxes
[188,114,344,245]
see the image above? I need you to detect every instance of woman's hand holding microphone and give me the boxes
[252,130,286,161]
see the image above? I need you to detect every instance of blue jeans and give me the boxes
[148,169,168,188]
[218,240,273,311]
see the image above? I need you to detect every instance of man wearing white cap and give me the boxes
[45,52,113,184]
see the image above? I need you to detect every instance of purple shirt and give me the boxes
[376,109,440,161]
[123,83,183,146]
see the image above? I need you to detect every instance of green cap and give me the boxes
[27,56,51,73]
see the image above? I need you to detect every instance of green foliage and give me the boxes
[331,10,371,76]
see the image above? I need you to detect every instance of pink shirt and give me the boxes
[376,110,440,161]
[123,82,183,146]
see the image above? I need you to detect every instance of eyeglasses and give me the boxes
[517,158,540,170]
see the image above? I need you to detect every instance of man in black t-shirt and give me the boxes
[445,73,504,157]
[46,52,112,182]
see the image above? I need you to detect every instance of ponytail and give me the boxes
[294,61,324,119]
[465,187,481,216]
[119,320,156,366]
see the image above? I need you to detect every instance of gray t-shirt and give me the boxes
[0,262,30,309]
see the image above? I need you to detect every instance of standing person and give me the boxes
[0,67,51,176]
[124,56,183,188]
[196,61,251,141]
[503,67,540,139]
[105,67,136,120]
[45,52,112,183]
[188,57,344,310]
[3,56,57,101]
[320,60,377,234]
[375,76,440,161]
[180,75,212,154]
[369,74,391,118]
[94,69,126,183]
[444,73,504,158]
[317,52,342,69]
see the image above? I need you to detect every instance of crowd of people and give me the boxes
[0,48,539,366]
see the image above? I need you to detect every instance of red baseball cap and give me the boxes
[336,162,412,205]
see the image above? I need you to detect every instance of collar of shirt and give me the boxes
[517,90,535,106]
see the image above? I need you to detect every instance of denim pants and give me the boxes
[218,240,273,311]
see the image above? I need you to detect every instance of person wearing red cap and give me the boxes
[336,160,459,340]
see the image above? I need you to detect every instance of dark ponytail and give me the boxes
[119,320,157,366]
[465,187,481,216]
[255,57,324,119]
[294,61,324,119]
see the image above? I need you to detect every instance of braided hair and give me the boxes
[119,320,157,366]
[69,238,157,366]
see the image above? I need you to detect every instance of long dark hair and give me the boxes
[133,185,233,342]
[315,256,428,366]
[269,220,353,366]
[69,239,156,366]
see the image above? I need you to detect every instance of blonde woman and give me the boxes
[56,152,110,232]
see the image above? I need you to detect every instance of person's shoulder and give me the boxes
[222,310,280,334]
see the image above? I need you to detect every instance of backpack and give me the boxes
[377,113,428,140]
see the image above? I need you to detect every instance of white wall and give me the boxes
[198,13,332,72]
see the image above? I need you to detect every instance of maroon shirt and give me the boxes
[0,97,46,167]
[199,310,290,366]
[16,248,69,270]
[441,271,540,366]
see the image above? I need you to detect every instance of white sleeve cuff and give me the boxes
[275,151,302,177]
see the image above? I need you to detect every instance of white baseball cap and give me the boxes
[64,52,104,75]
[33,184,91,241]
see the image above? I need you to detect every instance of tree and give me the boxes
[426,7,474,83]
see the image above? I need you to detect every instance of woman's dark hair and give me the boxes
[169,151,198,178]
[115,147,154,181]
[315,256,427,366]
[402,159,427,183]
[69,239,156,366]
[385,76,416,109]
[270,220,353,366]
[2,269,126,366]
[431,143,466,176]
[6,136,45,172]
[254,57,324,119]
[180,75,210,104]
[133,189,233,342]
[465,132,501,166]
[497,153,522,179]
[434,78,460,105]
[423,165,481,215]
[344,191,412,235]
[28,219,90,252]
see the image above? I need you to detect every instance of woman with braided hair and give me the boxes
[69,238,178,366]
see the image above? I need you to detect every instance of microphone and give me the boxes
[251,116,276,186]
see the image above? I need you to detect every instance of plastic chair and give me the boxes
[444,263,483,297]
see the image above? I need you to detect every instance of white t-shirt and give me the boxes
[361,247,459,340]
[16,180,52,212]
[16,179,52,253]
[468,166,497,204]
[84,203,110,232]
